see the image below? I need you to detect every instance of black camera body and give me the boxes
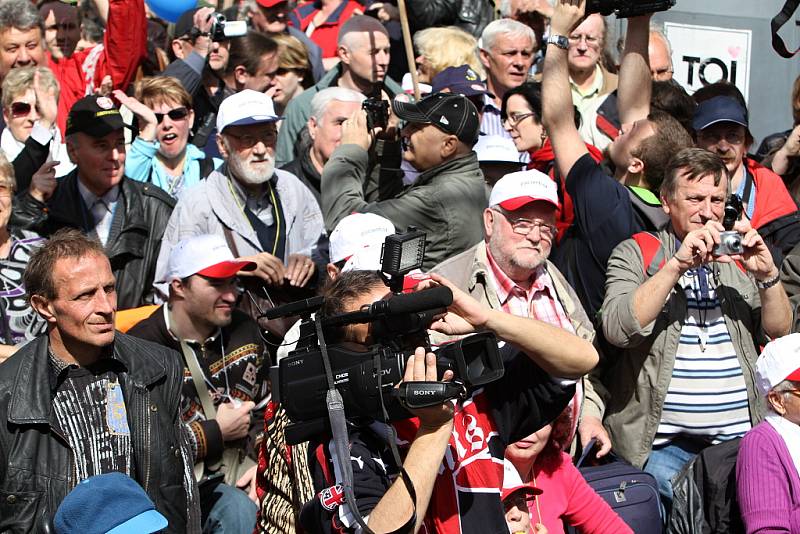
[586,0,675,18]
[713,194,744,257]
[363,98,389,130]
[267,228,505,444]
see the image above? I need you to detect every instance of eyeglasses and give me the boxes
[651,67,674,81]
[9,101,34,118]
[696,129,745,145]
[494,209,557,239]
[154,107,190,124]
[568,34,601,47]
[503,112,537,129]
[783,389,800,400]
[224,129,277,148]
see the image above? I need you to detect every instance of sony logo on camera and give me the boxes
[413,389,437,396]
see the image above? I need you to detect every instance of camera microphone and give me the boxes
[369,286,453,316]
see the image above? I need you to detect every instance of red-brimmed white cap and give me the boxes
[488,169,558,211]
[165,234,256,282]
[756,333,800,396]
[217,89,281,132]
[501,459,542,501]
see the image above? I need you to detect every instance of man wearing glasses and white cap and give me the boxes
[156,89,324,306]
[131,233,271,534]
[431,168,611,458]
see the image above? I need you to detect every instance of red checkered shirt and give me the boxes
[484,248,575,334]
[484,248,582,441]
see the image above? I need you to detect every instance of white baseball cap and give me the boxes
[165,234,256,282]
[474,135,524,165]
[329,213,396,264]
[756,333,800,396]
[488,169,558,211]
[216,89,281,132]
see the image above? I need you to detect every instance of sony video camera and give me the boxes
[712,194,744,257]
[586,0,675,18]
[208,13,247,42]
[268,228,504,444]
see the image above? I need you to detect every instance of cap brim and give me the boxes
[223,116,283,130]
[501,485,543,501]
[107,509,168,534]
[786,367,800,382]
[694,117,749,131]
[391,99,431,124]
[499,196,558,211]
[432,83,489,97]
[196,260,257,278]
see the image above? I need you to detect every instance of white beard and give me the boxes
[229,151,275,185]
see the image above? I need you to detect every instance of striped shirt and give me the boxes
[654,267,751,446]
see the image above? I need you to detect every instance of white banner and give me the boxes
[664,22,752,102]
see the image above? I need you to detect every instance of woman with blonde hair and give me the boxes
[413,26,484,84]
[1,66,74,179]
[271,33,315,120]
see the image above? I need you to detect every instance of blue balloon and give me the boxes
[146,0,197,24]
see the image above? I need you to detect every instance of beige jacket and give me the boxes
[430,242,605,422]
[601,228,766,468]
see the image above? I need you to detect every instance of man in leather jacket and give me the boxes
[11,94,175,310]
[406,0,495,38]
[0,229,200,533]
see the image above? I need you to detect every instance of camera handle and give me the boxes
[396,381,466,409]
[316,316,418,534]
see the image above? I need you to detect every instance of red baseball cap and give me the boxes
[255,0,288,7]
[501,483,542,502]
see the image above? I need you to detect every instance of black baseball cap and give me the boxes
[65,95,130,138]
[392,92,481,146]
[174,8,200,39]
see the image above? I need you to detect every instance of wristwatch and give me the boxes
[547,34,569,50]
[756,271,782,290]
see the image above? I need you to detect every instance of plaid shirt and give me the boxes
[484,248,575,335]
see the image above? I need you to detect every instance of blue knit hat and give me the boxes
[54,473,168,534]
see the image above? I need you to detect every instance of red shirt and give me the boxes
[289,1,364,58]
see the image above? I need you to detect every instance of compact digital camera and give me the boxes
[713,194,745,257]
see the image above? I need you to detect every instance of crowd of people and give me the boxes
[1,0,800,532]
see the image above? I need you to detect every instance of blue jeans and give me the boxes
[200,480,258,534]
[643,437,707,517]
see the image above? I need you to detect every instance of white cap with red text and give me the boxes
[488,169,559,211]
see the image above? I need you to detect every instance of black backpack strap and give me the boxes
[198,155,216,179]
[771,0,800,58]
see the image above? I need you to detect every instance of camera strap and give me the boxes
[315,315,418,534]
[771,0,800,58]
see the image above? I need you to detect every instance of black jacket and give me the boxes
[0,333,201,533]
[11,171,175,309]
[406,0,495,37]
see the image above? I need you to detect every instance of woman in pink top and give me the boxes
[505,408,633,534]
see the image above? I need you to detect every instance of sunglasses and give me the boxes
[9,101,34,118]
[154,107,189,124]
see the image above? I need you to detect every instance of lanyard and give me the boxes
[226,177,282,257]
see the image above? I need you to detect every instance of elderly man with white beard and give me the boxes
[155,90,323,301]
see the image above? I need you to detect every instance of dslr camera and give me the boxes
[586,0,675,18]
[208,13,247,42]
[713,194,744,256]
[268,228,504,444]
[362,98,389,130]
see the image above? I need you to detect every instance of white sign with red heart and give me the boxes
[665,22,752,102]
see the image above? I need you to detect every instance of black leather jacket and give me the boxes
[407,0,496,37]
[0,333,201,533]
[11,171,175,309]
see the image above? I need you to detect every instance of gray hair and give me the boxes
[0,0,43,35]
[479,18,535,53]
[310,87,365,122]
[765,379,797,413]
[0,151,15,191]
[649,23,673,57]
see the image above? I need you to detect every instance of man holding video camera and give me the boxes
[300,269,598,533]
[601,148,792,513]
